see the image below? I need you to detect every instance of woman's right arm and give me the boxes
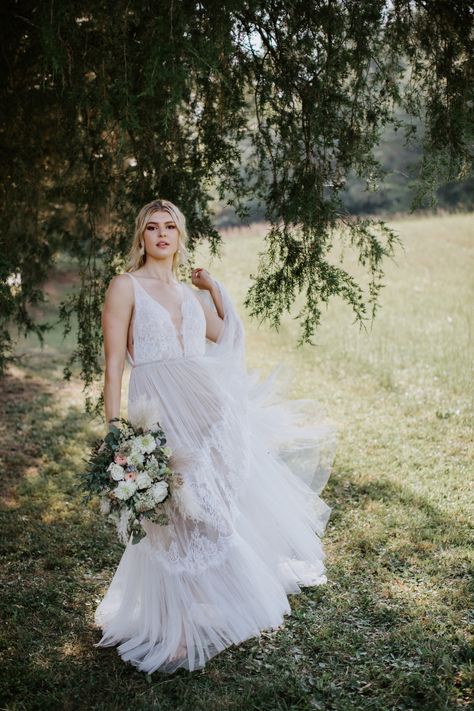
[102,275,134,426]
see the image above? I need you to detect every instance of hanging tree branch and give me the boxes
[0,0,472,409]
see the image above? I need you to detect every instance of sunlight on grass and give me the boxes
[1,212,473,710]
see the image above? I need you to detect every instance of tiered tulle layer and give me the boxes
[94,353,336,673]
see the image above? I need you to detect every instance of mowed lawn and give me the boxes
[0,212,472,710]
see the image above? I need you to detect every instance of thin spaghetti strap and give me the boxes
[123,272,140,303]
[124,272,149,298]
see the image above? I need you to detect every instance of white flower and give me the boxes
[127,449,144,467]
[140,434,157,454]
[151,480,168,504]
[135,472,152,490]
[130,435,144,452]
[114,480,138,501]
[146,455,160,476]
[161,446,172,458]
[99,496,111,514]
[108,463,125,481]
[130,433,155,455]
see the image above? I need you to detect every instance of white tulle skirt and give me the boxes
[94,351,337,674]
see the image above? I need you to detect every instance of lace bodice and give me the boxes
[124,272,207,365]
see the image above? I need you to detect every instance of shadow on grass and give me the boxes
[329,472,472,549]
[0,367,471,711]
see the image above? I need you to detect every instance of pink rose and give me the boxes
[125,471,137,481]
[114,454,128,465]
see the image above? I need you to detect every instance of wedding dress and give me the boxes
[94,272,337,674]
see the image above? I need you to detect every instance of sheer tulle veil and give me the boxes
[195,279,337,495]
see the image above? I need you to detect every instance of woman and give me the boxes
[95,198,337,674]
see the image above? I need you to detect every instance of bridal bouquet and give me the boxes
[81,418,183,544]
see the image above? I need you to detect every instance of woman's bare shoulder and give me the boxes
[105,273,134,302]
[109,272,134,285]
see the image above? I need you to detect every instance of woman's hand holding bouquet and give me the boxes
[81,418,183,544]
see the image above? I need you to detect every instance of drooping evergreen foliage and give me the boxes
[1,0,472,407]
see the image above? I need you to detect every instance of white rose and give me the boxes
[107,463,125,481]
[114,480,137,501]
[151,480,168,504]
[135,472,152,490]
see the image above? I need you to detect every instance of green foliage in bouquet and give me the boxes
[81,418,183,545]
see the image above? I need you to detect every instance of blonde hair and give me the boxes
[125,198,190,278]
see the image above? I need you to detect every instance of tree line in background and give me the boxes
[1,0,472,410]
[218,113,474,226]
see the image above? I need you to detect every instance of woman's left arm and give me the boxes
[207,281,224,319]
[191,268,225,341]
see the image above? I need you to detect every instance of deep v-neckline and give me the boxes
[129,273,187,355]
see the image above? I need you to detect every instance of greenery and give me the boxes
[1,1,473,407]
[340,119,474,217]
[1,213,472,710]
[81,418,179,544]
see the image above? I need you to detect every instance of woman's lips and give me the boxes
[156,241,169,247]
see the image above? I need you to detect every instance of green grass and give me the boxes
[0,212,473,710]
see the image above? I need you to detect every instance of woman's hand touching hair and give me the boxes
[191,268,215,291]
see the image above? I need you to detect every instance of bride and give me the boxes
[95,198,337,674]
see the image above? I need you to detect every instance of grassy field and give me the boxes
[0,212,472,710]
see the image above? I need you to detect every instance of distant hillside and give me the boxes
[340,121,474,216]
[214,122,474,227]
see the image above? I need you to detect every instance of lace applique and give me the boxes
[139,401,251,574]
[125,274,206,364]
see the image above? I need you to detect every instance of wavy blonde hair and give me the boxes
[125,198,190,278]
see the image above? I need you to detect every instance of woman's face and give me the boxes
[142,210,179,260]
